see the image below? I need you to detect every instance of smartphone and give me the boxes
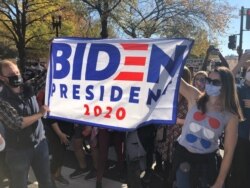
[210,48,219,55]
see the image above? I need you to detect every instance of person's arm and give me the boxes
[232,52,250,76]
[201,48,210,71]
[179,78,201,107]
[0,100,22,131]
[176,118,185,125]
[211,114,238,188]
[51,122,70,145]
[82,126,92,137]
[218,51,229,68]
[0,122,5,151]
[201,46,217,71]
[0,134,5,151]
[21,105,49,129]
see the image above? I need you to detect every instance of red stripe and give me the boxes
[115,72,144,81]
[121,43,148,50]
[125,57,146,66]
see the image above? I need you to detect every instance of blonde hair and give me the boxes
[0,59,18,75]
[192,71,208,85]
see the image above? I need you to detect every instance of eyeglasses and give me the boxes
[205,77,222,86]
[194,77,206,83]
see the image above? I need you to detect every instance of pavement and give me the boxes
[29,166,127,188]
[0,144,170,188]
[0,147,128,188]
[34,146,127,188]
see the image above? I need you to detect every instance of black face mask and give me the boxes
[7,75,23,87]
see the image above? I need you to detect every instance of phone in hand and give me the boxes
[210,48,219,55]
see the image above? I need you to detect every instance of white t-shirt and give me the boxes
[178,105,231,154]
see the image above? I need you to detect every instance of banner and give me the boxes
[45,38,193,130]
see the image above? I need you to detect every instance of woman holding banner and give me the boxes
[173,66,243,188]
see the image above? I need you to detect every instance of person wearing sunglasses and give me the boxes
[0,60,55,188]
[192,71,208,92]
[173,66,243,188]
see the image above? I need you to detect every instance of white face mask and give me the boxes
[245,72,250,81]
[205,84,221,96]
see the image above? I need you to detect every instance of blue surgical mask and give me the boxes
[205,83,221,96]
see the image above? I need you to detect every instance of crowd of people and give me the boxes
[0,46,250,188]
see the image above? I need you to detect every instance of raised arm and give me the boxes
[232,52,250,76]
[201,47,211,71]
[180,78,201,107]
[218,51,229,68]
[211,114,238,188]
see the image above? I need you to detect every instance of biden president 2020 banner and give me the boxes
[45,38,193,130]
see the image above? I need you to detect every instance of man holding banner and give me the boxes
[0,60,55,188]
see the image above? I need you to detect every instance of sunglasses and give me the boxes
[194,77,206,83]
[205,77,222,86]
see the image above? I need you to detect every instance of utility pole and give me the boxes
[238,6,244,59]
[52,15,62,37]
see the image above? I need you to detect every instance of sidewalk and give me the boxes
[28,166,127,188]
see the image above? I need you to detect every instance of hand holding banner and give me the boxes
[45,38,193,130]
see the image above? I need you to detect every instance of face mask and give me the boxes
[245,72,250,81]
[205,83,221,96]
[7,75,23,87]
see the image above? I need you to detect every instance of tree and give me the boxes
[0,0,63,72]
[189,30,210,58]
[111,0,234,55]
[111,1,165,38]
[78,0,122,38]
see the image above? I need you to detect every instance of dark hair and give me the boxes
[197,66,243,120]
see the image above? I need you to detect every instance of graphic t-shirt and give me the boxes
[178,105,231,154]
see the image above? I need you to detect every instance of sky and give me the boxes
[219,0,250,56]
